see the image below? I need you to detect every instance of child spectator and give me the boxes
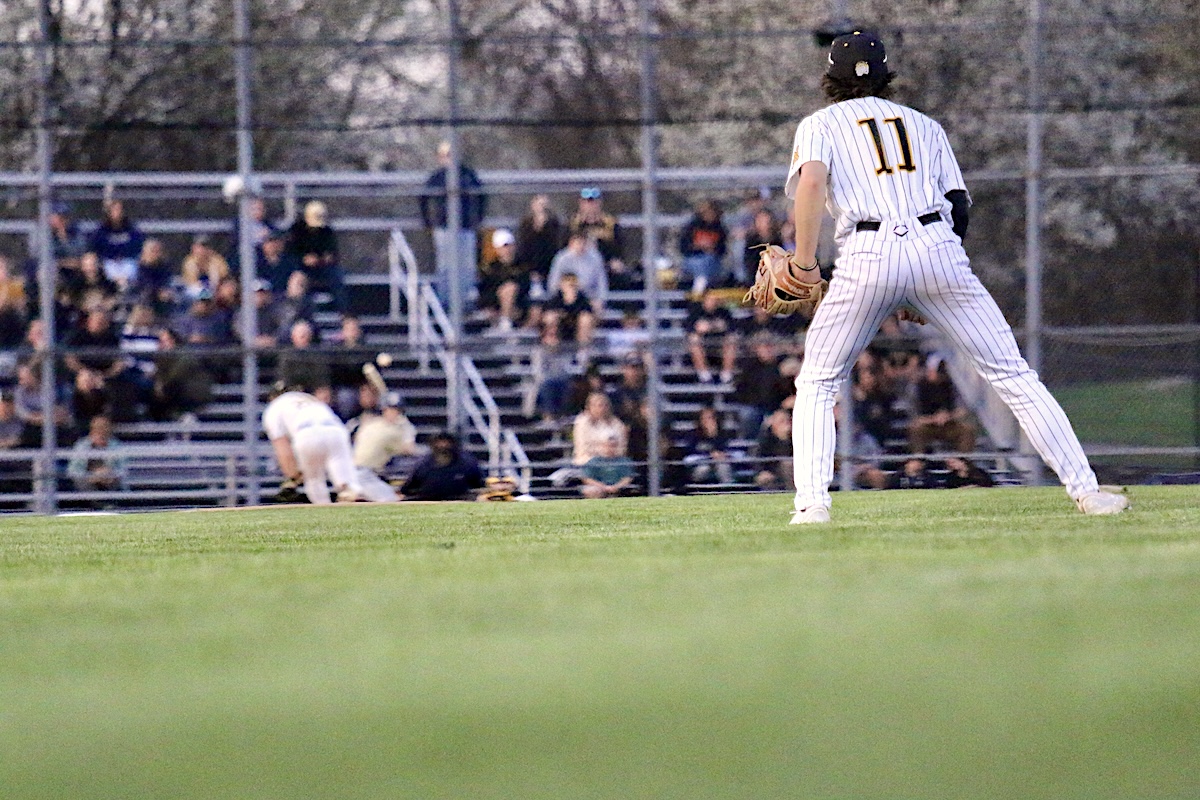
[685,288,738,384]
[580,434,635,499]
[543,272,596,345]
[548,230,607,315]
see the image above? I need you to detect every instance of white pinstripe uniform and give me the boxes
[263,391,362,505]
[785,47,1102,514]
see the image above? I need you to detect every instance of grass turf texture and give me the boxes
[3,488,1199,799]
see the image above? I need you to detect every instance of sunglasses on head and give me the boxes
[580,188,601,200]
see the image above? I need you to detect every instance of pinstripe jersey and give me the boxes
[785,97,968,247]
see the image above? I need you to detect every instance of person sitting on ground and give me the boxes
[350,390,419,502]
[942,456,995,489]
[542,272,597,345]
[572,391,627,467]
[685,288,738,384]
[580,433,636,499]
[398,431,485,501]
[66,414,126,492]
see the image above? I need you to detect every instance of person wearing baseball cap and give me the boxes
[478,227,531,331]
[825,30,890,82]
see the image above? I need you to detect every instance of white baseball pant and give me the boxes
[793,217,1099,512]
[293,424,361,505]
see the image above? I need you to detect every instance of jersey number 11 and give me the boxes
[858,117,916,175]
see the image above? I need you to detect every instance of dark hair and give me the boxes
[821,72,895,103]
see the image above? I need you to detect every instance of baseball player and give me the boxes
[262,383,363,504]
[780,31,1127,523]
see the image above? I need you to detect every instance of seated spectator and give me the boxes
[119,303,161,385]
[179,235,231,304]
[130,238,177,313]
[229,197,280,271]
[48,201,88,272]
[257,230,301,295]
[729,334,794,439]
[742,208,784,285]
[572,391,627,466]
[477,228,532,331]
[609,351,647,424]
[623,397,688,495]
[580,434,636,499]
[548,231,607,316]
[277,319,331,401]
[515,194,564,290]
[288,200,345,311]
[237,278,284,348]
[275,270,316,344]
[563,362,606,419]
[908,356,976,454]
[678,199,728,295]
[542,272,596,345]
[738,304,804,342]
[88,199,144,288]
[685,288,738,384]
[69,252,120,313]
[852,352,903,453]
[754,407,794,491]
[63,307,144,423]
[13,359,73,447]
[0,256,27,348]
[327,314,373,419]
[943,456,995,489]
[174,288,235,347]
[606,308,650,360]
[399,431,484,501]
[66,414,126,492]
[149,327,214,421]
[0,389,30,498]
[680,406,736,485]
[570,187,632,288]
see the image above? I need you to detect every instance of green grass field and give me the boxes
[1054,378,1197,447]
[3,489,1200,799]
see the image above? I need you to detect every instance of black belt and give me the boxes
[856,212,942,232]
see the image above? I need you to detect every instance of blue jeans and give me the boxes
[682,253,723,287]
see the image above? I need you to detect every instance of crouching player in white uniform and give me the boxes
[263,383,364,504]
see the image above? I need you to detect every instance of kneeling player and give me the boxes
[263,382,364,504]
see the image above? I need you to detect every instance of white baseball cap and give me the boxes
[492,229,515,248]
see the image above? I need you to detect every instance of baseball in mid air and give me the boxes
[376,353,393,368]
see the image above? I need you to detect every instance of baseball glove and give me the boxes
[273,476,305,504]
[743,245,829,317]
[476,476,517,502]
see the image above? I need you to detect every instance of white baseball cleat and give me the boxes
[790,506,831,525]
[1075,490,1129,515]
[336,487,364,503]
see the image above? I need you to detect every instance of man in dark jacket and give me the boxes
[420,141,487,309]
[399,431,485,501]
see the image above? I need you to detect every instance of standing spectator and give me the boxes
[515,194,564,289]
[420,141,487,309]
[572,391,627,466]
[908,356,977,454]
[685,288,738,384]
[678,199,728,295]
[287,200,345,311]
[580,434,636,499]
[179,235,231,304]
[729,335,794,439]
[547,231,608,315]
[542,272,596,345]
[569,187,630,288]
[680,406,736,485]
[754,407,795,491]
[148,327,213,421]
[88,199,144,288]
[742,208,784,284]
[130,238,177,314]
[477,228,532,331]
[66,414,126,492]
[398,431,484,501]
